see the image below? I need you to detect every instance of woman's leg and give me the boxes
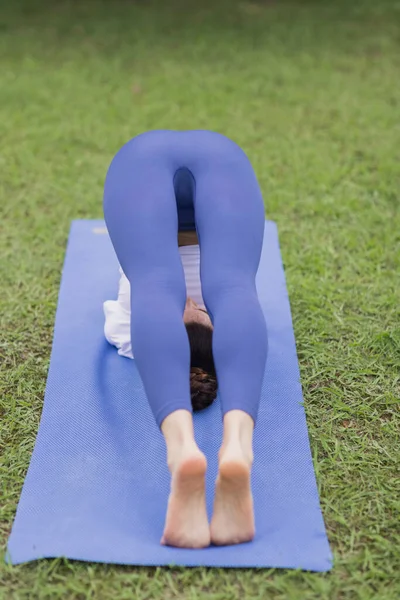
[103,139,209,548]
[193,144,268,544]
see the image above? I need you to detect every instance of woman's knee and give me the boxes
[201,273,254,313]
[131,269,187,308]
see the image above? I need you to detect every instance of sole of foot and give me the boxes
[161,453,210,549]
[210,457,255,546]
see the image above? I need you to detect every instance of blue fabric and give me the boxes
[103,130,268,428]
[6,219,332,570]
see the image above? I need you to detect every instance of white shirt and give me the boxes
[103,245,205,359]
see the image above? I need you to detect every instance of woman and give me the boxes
[103,130,268,549]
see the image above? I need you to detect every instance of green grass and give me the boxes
[1,0,399,597]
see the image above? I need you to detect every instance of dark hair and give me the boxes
[185,321,218,412]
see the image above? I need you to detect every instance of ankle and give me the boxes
[161,409,198,470]
[219,439,254,467]
[221,410,254,466]
[166,439,202,473]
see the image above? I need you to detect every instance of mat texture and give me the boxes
[6,220,332,570]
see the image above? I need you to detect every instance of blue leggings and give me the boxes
[103,130,268,429]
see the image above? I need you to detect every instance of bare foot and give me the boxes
[210,445,255,546]
[161,450,210,549]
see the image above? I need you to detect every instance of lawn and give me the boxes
[0,0,399,598]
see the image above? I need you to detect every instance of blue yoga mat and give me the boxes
[6,220,332,570]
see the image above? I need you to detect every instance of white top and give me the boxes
[103,245,205,359]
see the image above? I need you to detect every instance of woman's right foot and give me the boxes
[210,410,256,546]
[161,449,210,549]
[210,445,255,546]
[210,410,255,548]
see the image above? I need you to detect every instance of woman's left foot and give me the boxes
[161,450,210,549]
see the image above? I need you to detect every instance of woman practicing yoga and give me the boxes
[103,130,268,548]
